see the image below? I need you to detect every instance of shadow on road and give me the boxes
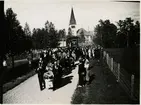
[49,75,73,91]
[63,69,72,76]
[89,74,95,85]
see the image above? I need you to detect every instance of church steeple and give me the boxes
[69,7,76,25]
[69,7,77,36]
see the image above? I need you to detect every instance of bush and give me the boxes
[3,59,39,84]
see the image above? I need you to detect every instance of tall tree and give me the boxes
[134,21,140,46]
[5,8,29,68]
[116,17,139,48]
[58,29,66,40]
[32,21,60,49]
[5,8,20,68]
[24,22,32,50]
[94,19,117,48]
[78,30,85,43]
[24,22,31,36]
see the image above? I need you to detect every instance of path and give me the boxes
[3,59,135,104]
[71,59,133,104]
[3,66,79,104]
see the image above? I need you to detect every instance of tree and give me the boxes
[32,21,60,49]
[116,17,139,48]
[78,30,85,43]
[58,29,66,40]
[134,21,140,46]
[24,22,31,36]
[5,8,21,68]
[94,19,117,48]
[24,22,33,50]
[5,8,32,68]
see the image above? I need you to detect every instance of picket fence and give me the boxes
[102,50,139,101]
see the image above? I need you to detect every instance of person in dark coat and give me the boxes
[94,47,101,62]
[78,57,86,87]
[36,54,46,91]
[53,60,62,91]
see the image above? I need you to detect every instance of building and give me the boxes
[66,7,94,47]
[77,28,94,46]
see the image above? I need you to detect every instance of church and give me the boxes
[68,7,94,47]
[59,7,94,47]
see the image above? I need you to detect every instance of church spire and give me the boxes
[69,7,76,25]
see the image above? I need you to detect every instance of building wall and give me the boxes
[59,41,66,47]
[84,35,93,45]
[69,24,77,36]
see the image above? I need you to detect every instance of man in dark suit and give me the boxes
[36,53,46,91]
[78,57,86,87]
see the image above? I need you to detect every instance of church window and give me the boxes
[71,26,75,28]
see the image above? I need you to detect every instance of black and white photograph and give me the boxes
[0,0,140,104]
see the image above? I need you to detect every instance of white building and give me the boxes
[77,28,94,46]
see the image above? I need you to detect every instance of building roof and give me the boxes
[77,28,94,36]
[69,8,76,25]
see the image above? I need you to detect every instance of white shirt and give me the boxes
[3,60,7,67]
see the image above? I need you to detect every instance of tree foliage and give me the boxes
[32,21,61,49]
[116,17,140,48]
[4,8,33,68]
[58,29,66,40]
[94,17,140,48]
[78,30,85,43]
[24,22,31,36]
[94,19,117,48]
[5,8,33,55]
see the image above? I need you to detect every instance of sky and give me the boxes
[4,0,140,33]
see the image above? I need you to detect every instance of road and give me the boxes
[3,65,79,104]
[3,59,134,104]
[71,59,133,104]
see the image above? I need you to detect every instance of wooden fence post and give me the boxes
[108,55,110,67]
[107,54,109,67]
[131,74,135,99]
[103,51,105,59]
[106,53,108,64]
[111,58,113,72]
[117,63,120,82]
[108,55,110,68]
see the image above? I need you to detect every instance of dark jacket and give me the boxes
[78,62,86,75]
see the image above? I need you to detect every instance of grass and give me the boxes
[3,58,39,84]
[71,59,135,104]
[103,48,140,101]
[3,70,36,93]
[104,47,140,77]
[1,58,39,94]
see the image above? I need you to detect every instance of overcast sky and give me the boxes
[4,0,140,32]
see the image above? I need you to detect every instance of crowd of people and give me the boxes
[36,46,101,91]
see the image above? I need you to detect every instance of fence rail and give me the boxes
[102,50,139,101]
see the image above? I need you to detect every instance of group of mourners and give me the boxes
[36,46,101,91]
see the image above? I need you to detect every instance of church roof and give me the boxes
[69,8,76,25]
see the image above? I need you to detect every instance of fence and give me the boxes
[103,50,139,101]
